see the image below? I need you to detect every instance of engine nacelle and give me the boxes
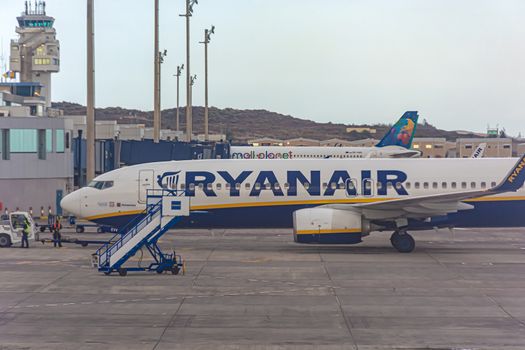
[293,208,369,244]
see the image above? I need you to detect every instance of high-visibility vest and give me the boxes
[23,221,30,235]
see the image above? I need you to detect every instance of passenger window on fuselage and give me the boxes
[348,180,356,191]
[264,183,271,190]
[442,182,447,189]
[274,183,281,190]
[414,182,420,189]
[225,183,231,190]
[395,182,403,190]
[405,182,411,189]
[461,182,467,189]
[432,182,438,189]
[330,183,337,190]
[284,183,290,189]
[189,183,195,191]
[471,182,476,189]
[451,182,457,189]
[235,183,241,190]
[254,183,261,190]
[491,181,497,187]
[245,183,251,190]
[198,183,204,190]
[338,183,345,189]
[377,182,383,190]
[216,183,222,190]
[322,182,328,190]
[207,183,213,191]
[303,182,310,190]
[481,182,486,189]
[423,182,429,189]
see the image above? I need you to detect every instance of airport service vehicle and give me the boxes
[230,111,420,159]
[60,154,525,253]
[0,212,36,248]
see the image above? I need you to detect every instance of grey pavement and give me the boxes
[1,227,525,349]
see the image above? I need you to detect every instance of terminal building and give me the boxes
[0,2,72,215]
[456,138,512,158]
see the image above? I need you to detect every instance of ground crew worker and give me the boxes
[53,216,63,248]
[21,218,30,248]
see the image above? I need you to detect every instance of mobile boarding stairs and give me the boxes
[92,189,189,276]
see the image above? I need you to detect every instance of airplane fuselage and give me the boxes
[229,146,421,159]
[61,158,525,232]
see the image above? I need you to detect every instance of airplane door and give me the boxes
[138,169,155,203]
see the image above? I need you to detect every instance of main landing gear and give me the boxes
[390,230,415,253]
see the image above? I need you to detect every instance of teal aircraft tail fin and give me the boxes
[376,111,419,149]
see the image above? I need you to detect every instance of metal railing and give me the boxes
[96,203,162,267]
[95,189,186,268]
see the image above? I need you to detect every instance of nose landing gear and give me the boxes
[390,230,415,253]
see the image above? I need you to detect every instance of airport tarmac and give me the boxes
[1,227,525,350]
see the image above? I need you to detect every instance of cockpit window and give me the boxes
[88,181,114,190]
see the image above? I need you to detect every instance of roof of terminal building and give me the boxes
[0,82,43,87]
[456,137,512,142]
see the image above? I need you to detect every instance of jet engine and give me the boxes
[292,208,371,244]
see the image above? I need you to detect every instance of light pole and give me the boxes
[86,0,95,183]
[180,0,198,142]
[153,0,160,143]
[173,64,184,132]
[156,49,167,140]
[200,25,215,142]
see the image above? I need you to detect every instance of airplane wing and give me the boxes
[325,154,525,221]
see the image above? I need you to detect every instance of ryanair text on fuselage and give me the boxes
[157,169,409,197]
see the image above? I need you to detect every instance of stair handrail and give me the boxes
[96,202,162,266]
[104,206,162,260]
[94,193,163,257]
[95,188,186,267]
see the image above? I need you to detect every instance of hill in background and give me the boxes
[53,102,480,143]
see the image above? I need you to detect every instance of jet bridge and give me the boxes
[92,189,189,276]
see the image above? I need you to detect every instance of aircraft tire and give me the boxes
[171,266,180,275]
[118,268,127,276]
[390,231,415,253]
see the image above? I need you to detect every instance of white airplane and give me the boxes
[231,111,421,159]
[61,154,525,253]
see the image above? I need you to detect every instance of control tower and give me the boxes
[9,1,60,108]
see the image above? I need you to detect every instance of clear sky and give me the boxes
[1,0,524,135]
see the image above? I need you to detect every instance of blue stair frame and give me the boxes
[92,189,189,276]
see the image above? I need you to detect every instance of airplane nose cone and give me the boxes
[60,190,82,217]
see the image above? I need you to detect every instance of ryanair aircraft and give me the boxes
[231,111,420,159]
[61,154,525,253]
